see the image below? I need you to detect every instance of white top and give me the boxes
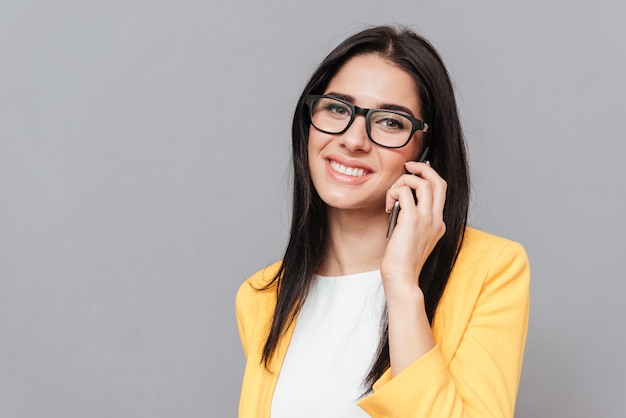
[271,270,386,418]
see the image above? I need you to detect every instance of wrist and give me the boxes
[383,280,425,308]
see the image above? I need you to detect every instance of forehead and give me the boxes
[324,53,421,116]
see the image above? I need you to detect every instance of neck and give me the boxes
[316,206,390,276]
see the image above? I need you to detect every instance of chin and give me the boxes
[317,193,382,213]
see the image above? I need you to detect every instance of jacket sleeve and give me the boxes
[357,241,530,418]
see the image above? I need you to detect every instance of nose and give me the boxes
[337,114,371,152]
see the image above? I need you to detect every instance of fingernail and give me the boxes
[426,160,431,166]
[404,161,417,166]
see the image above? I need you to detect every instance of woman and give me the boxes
[236,26,529,418]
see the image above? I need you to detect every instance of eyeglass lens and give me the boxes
[309,96,414,148]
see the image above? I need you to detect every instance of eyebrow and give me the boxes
[325,91,416,117]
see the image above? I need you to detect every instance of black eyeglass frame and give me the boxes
[304,94,429,149]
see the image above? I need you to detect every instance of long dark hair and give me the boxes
[260,25,470,392]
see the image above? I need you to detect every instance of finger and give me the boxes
[412,176,433,215]
[431,177,447,218]
[386,173,426,212]
[386,183,418,213]
[387,172,431,207]
[403,160,429,176]
[395,186,419,218]
[404,161,447,215]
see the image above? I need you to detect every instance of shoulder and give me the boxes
[236,261,283,357]
[442,226,530,305]
[454,227,529,279]
[439,227,530,321]
[236,261,282,315]
[237,260,281,292]
[461,227,527,259]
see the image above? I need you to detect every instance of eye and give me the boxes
[372,112,408,131]
[323,102,351,117]
[379,118,404,129]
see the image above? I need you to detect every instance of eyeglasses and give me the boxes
[304,95,429,149]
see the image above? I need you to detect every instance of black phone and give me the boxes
[385,146,430,240]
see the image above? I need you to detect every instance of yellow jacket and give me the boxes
[236,227,530,417]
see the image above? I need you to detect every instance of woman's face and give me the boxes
[308,53,424,212]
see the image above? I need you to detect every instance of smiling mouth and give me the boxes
[329,160,367,177]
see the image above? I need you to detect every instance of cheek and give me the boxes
[382,147,418,173]
[380,140,422,183]
[307,135,317,171]
[406,135,424,161]
[378,154,407,188]
[307,129,327,177]
[307,127,319,155]
[307,128,334,163]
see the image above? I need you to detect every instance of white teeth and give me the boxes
[330,160,366,177]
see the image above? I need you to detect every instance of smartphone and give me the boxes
[385,146,430,240]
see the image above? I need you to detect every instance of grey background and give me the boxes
[1,0,624,417]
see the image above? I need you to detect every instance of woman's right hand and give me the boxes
[381,160,447,291]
